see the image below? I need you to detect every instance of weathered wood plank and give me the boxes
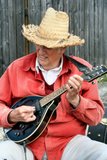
[1,0,10,72]
[8,0,17,61]
[103,0,107,65]
[0,0,3,75]
[15,0,25,58]
[27,0,41,52]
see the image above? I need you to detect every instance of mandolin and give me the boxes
[6,65,107,144]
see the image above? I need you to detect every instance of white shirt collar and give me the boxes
[35,57,63,85]
[35,57,63,73]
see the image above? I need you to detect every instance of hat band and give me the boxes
[36,28,70,41]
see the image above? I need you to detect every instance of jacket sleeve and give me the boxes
[70,80,104,126]
[0,69,14,127]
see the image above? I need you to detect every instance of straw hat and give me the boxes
[22,7,85,48]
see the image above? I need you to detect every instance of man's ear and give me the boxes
[61,47,66,53]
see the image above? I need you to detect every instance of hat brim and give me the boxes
[22,24,85,48]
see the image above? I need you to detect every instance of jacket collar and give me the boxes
[22,52,73,75]
[22,52,37,72]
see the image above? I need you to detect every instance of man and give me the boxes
[0,7,107,160]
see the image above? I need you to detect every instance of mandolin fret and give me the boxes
[40,85,67,107]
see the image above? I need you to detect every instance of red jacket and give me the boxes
[0,52,104,160]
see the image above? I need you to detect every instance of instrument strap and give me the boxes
[66,56,91,74]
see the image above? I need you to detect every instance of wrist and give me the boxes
[69,95,81,109]
[7,110,15,124]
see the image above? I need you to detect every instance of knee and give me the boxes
[93,142,107,157]
[0,140,19,159]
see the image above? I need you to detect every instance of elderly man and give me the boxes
[0,7,107,160]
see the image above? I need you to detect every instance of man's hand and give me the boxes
[8,105,36,123]
[66,74,83,108]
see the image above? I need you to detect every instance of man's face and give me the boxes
[36,45,65,70]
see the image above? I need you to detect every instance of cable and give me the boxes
[23,141,27,160]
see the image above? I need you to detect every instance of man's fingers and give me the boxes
[66,75,83,91]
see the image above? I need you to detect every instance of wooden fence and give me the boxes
[0,0,107,76]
